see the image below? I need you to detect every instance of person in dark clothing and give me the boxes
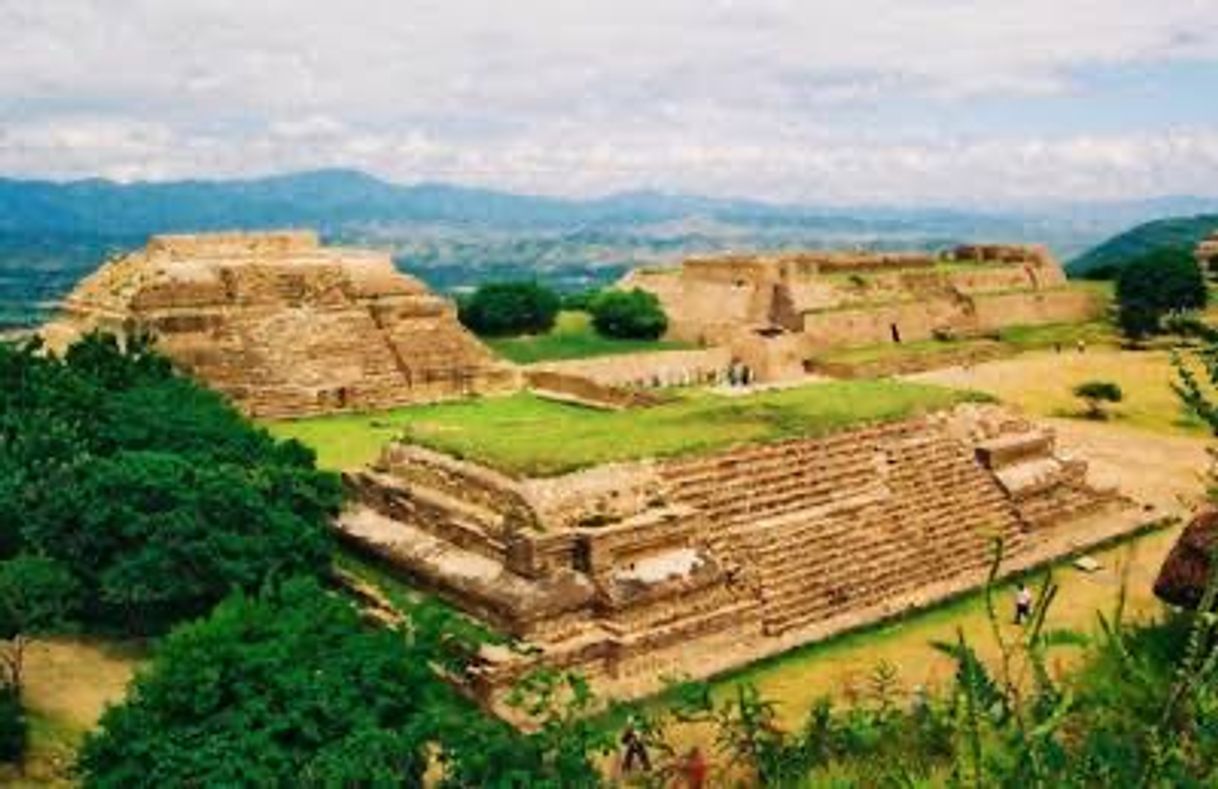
[621,721,651,773]
[1014,583,1033,625]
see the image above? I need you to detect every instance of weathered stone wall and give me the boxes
[523,369,658,410]
[529,347,733,388]
[1196,232,1218,274]
[337,404,1143,706]
[620,244,1090,382]
[42,230,519,418]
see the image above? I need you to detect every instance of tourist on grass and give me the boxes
[620,719,651,773]
[1014,583,1033,625]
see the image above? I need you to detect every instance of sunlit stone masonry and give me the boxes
[42,230,517,417]
[337,403,1153,709]
[620,245,1105,381]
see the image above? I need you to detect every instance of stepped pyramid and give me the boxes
[42,230,516,417]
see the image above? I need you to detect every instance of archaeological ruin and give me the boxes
[1197,231,1218,277]
[42,231,517,417]
[337,402,1152,706]
[620,245,1104,381]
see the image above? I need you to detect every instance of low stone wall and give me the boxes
[530,347,733,388]
[523,369,657,410]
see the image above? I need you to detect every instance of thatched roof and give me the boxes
[1154,510,1218,609]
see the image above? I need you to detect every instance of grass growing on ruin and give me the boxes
[817,320,1118,368]
[486,310,692,364]
[269,379,987,475]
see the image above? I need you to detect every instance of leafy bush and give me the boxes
[0,334,340,636]
[1072,380,1123,419]
[1115,247,1207,339]
[77,579,433,787]
[457,281,561,336]
[589,288,668,340]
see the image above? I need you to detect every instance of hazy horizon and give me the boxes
[3,2,1218,207]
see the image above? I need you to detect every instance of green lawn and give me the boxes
[485,311,692,364]
[268,379,987,476]
[818,320,1118,368]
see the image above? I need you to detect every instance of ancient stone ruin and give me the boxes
[1197,231,1218,278]
[620,245,1104,381]
[42,231,516,417]
[337,403,1149,706]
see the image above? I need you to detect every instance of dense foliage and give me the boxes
[79,578,610,788]
[1115,247,1207,339]
[78,579,433,787]
[588,288,668,340]
[458,281,562,336]
[0,333,340,636]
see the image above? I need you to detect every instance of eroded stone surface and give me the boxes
[337,403,1146,708]
[620,245,1103,382]
[42,230,517,417]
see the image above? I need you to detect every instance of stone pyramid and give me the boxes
[42,230,517,417]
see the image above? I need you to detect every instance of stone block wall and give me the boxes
[336,404,1140,706]
[42,231,518,418]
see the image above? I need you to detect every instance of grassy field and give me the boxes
[818,320,1118,368]
[912,347,1212,436]
[485,311,692,365]
[269,379,986,475]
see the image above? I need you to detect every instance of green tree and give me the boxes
[458,281,561,336]
[77,579,434,788]
[1072,380,1124,420]
[1115,248,1207,340]
[589,288,668,340]
[0,334,341,636]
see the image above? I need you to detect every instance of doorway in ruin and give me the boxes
[890,323,902,343]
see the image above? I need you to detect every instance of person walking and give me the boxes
[1014,583,1033,625]
[620,720,651,774]
[681,747,708,788]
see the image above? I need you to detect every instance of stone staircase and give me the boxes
[661,423,1025,635]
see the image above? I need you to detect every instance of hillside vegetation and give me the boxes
[1068,214,1218,276]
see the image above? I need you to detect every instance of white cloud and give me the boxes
[0,0,1216,202]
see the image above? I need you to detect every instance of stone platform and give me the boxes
[335,403,1149,707]
[42,230,517,417]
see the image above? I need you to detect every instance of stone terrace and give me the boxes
[42,230,517,418]
[336,402,1148,708]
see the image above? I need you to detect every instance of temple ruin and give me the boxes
[620,245,1104,381]
[337,403,1150,706]
[42,231,516,417]
[1197,231,1218,278]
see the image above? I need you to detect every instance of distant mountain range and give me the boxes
[2,168,1217,327]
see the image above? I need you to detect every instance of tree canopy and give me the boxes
[1115,247,1207,339]
[458,281,561,336]
[77,579,434,788]
[0,333,340,636]
[589,288,668,340]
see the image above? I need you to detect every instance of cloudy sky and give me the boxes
[2,0,1217,204]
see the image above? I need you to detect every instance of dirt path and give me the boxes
[22,638,144,733]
